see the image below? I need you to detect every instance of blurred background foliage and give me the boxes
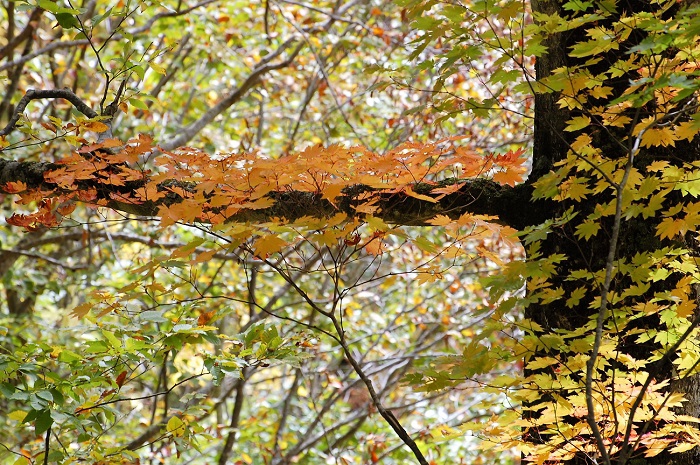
[0,1,530,463]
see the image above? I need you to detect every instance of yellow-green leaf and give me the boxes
[564,115,591,132]
[575,219,600,240]
[167,416,186,437]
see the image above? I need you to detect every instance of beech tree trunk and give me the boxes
[528,0,700,463]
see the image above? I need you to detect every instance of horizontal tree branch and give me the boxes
[0,247,88,271]
[0,157,538,229]
[0,39,90,73]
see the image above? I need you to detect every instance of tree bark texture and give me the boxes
[528,0,700,463]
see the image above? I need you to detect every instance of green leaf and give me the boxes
[91,8,113,27]
[36,390,53,403]
[34,410,53,435]
[37,0,60,13]
[139,311,168,323]
[574,219,600,240]
[55,13,80,29]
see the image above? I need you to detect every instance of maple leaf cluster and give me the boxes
[4,137,528,231]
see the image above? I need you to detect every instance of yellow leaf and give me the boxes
[313,229,339,247]
[492,167,526,186]
[676,299,695,318]
[558,177,590,201]
[675,121,700,141]
[404,186,438,203]
[364,238,385,255]
[167,416,186,437]
[427,214,453,226]
[669,442,697,454]
[192,249,217,264]
[241,197,276,210]
[321,182,344,202]
[602,113,631,127]
[8,410,27,422]
[3,181,27,193]
[574,219,600,240]
[150,62,166,75]
[647,160,670,172]
[570,134,596,155]
[70,302,94,319]
[565,286,587,307]
[656,217,685,240]
[366,215,389,231]
[353,203,380,214]
[640,127,676,148]
[526,357,559,370]
[588,86,613,99]
[413,236,439,253]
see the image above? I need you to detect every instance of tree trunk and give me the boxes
[528,0,700,463]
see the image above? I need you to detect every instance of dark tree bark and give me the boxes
[526,0,700,463]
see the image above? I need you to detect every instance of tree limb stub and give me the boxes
[0,158,536,229]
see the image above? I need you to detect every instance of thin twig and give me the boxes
[43,427,50,465]
[329,312,429,465]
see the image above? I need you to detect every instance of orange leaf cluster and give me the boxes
[6,136,527,230]
[149,138,525,226]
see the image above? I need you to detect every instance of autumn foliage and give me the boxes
[3,0,700,464]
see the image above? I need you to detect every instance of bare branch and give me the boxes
[124,418,168,451]
[279,0,372,29]
[216,378,246,465]
[0,39,90,73]
[0,7,44,60]
[159,41,305,151]
[0,88,97,137]
[128,0,220,36]
[0,247,88,271]
[0,32,35,120]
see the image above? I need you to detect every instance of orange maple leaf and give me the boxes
[3,181,27,193]
[492,167,526,187]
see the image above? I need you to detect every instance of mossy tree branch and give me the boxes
[0,157,538,229]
